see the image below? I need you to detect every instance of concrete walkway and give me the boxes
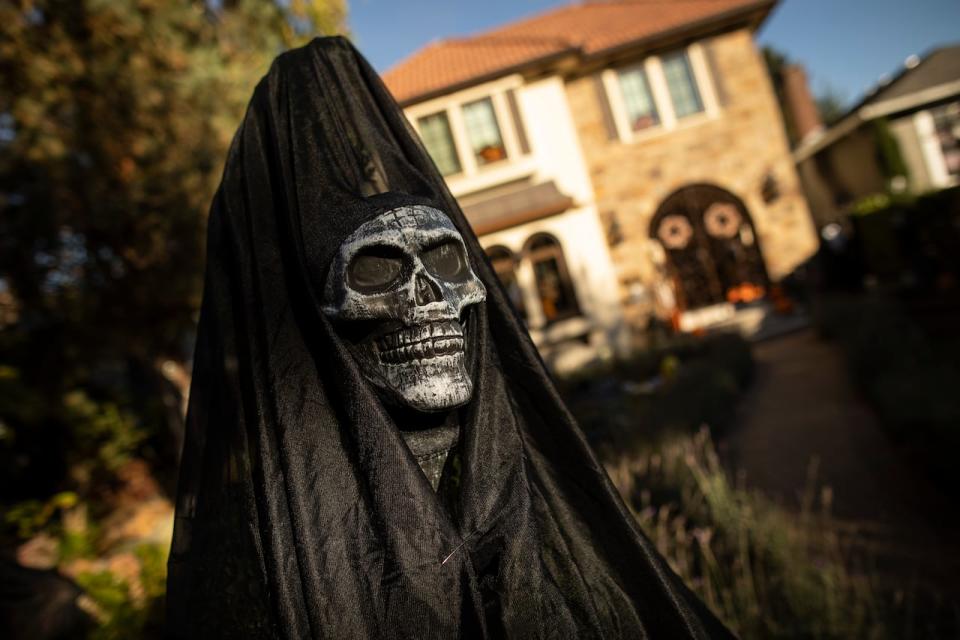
[720,328,960,588]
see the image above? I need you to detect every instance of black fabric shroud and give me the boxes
[166,36,735,639]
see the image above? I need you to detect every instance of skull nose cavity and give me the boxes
[414,273,442,305]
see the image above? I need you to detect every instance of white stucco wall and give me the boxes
[403,74,629,363]
[515,77,596,204]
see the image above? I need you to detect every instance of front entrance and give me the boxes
[650,184,768,310]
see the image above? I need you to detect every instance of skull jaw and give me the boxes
[379,351,474,412]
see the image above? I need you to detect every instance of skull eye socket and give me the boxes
[347,247,404,293]
[422,241,467,280]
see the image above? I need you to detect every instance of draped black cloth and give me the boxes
[166,36,733,639]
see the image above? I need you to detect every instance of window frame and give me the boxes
[660,49,705,119]
[616,64,661,133]
[601,42,720,143]
[461,96,510,167]
[416,110,462,177]
[406,76,533,191]
[525,233,581,325]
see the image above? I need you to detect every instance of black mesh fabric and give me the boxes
[166,36,734,639]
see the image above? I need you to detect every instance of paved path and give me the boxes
[720,328,960,589]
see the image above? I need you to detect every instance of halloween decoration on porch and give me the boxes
[166,36,733,639]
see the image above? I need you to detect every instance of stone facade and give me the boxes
[565,27,818,323]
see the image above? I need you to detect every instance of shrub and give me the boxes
[562,332,753,451]
[816,294,960,490]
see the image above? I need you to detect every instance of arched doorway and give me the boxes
[484,234,582,328]
[486,245,527,321]
[649,184,768,310]
[523,233,580,324]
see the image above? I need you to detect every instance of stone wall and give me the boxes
[565,27,818,323]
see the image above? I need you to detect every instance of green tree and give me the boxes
[814,84,849,127]
[0,0,346,502]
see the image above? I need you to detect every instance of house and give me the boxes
[383,0,817,367]
[795,44,960,227]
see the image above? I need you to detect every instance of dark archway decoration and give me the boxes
[485,245,527,321]
[523,233,580,324]
[649,184,768,310]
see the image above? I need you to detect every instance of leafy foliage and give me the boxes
[1,5,346,636]
[0,0,346,501]
[561,332,754,452]
[872,117,909,182]
[817,293,960,493]
[814,84,849,126]
[72,543,170,640]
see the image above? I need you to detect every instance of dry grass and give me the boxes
[605,428,906,639]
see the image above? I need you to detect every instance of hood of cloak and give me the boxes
[166,36,733,640]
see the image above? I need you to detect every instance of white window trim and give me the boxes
[405,75,534,194]
[601,42,721,144]
[914,108,959,188]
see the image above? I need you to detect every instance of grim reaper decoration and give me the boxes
[167,37,732,639]
[322,204,485,488]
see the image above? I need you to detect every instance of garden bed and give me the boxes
[560,332,952,638]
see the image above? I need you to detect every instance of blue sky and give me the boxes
[348,0,960,108]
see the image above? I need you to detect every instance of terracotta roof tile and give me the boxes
[383,0,772,103]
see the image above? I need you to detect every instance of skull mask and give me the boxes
[321,205,486,412]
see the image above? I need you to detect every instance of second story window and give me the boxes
[661,51,704,118]
[407,81,533,190]
[463,98,508,166]
[617,67,660,132]
[602,43,718,143]
[418,111,461,176]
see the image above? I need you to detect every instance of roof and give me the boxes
[860,44,960,108]
[795,44,960,162]
[462,181,574,235]
[383,0,775,104]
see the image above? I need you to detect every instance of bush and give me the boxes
[74,544,167,640]
[561,332,753,451]
[816,294,960,490]
[849,186,960,288]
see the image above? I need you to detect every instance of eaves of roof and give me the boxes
[794,74,960,163]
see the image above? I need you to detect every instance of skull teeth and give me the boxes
[377,320,465,364]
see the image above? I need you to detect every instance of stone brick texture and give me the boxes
[566,28,818,321]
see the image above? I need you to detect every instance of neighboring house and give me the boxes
[383,0,817,366]
[796,44,960,227]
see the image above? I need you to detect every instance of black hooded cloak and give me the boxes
[166,36,734,639]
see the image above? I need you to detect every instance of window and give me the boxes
[463,98,508,166]
[408,82,533,188]
[417,111,461,176]
[527,235,579,323]
[661,51,703,118]
[603,44,716,142]
[486,246,527,320]
[932,100,960,178]
[617,67,660,131]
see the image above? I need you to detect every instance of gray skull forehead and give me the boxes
[321,205,486,412]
